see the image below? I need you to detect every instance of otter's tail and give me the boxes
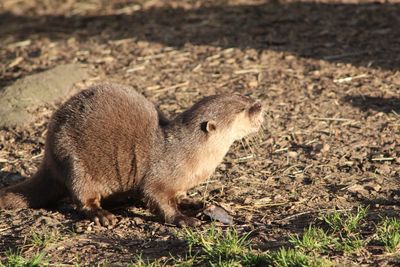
[0,167,66,209]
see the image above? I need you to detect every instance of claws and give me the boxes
[87,209,118,227]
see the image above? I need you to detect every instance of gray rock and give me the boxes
[0,64,89,127]
[203,204,234,225]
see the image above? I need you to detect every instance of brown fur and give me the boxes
[0,83,263,227]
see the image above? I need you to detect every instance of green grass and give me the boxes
[0,228,56,267]
[322,206,367,236]
[129,257,165,267]
[183,224,252,261]
[333,235,364,254]
[377,217,400,253]
[321,206,368,253]
[130,253,197,267]
[289,226,334,253]
[289,207,369,257]
[181,224,331,267]
[0,250,46,267]
[3,206,390,266]
[264,248,332,267]
[29,226,60,249]
[0,227,59,267]
[182,224,257,266]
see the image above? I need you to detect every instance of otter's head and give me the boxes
[181,94,264,142]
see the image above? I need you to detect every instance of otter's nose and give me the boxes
[249,101,262,114]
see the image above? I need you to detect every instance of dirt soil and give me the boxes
[0,0,399,266]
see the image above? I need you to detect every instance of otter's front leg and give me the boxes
[144,186,201,227]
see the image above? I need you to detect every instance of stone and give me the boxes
[203,204,234,225]
[0,64,89,127]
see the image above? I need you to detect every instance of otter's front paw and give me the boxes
[173,215,202,227]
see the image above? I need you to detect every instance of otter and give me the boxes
[0,83,263,227]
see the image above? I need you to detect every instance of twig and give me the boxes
[146,85,161,91]
[137,54,165,61]
[192,64,202,72]
[234,69,260,75]
[7,39,31,48]
[206,54,221,61]
[282,164,301,175]
[305,139,318,145]
[0,158,18,163]
[237,202,289,209]
[276,210,316,222]
[126,66,145,73]
[333,74,369,84]
[311,117,352,122]
[31,153,43,159]
[371,157,395,162]
[0,226,14,233]
[273,147,288,153]
[215,77,242,89]
[235,154,254,163]
[8,57,23,68]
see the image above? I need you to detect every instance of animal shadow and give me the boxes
[343,95,400,114]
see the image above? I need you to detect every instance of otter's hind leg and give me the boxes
[68,171,117,226]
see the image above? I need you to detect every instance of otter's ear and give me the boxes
[249,101,262,114]
[201,120,217,133]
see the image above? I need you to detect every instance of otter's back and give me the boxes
[48,83,159,191]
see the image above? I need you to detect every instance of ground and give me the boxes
[0,0,399,266]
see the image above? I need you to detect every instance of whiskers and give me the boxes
[240,122,266,157]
